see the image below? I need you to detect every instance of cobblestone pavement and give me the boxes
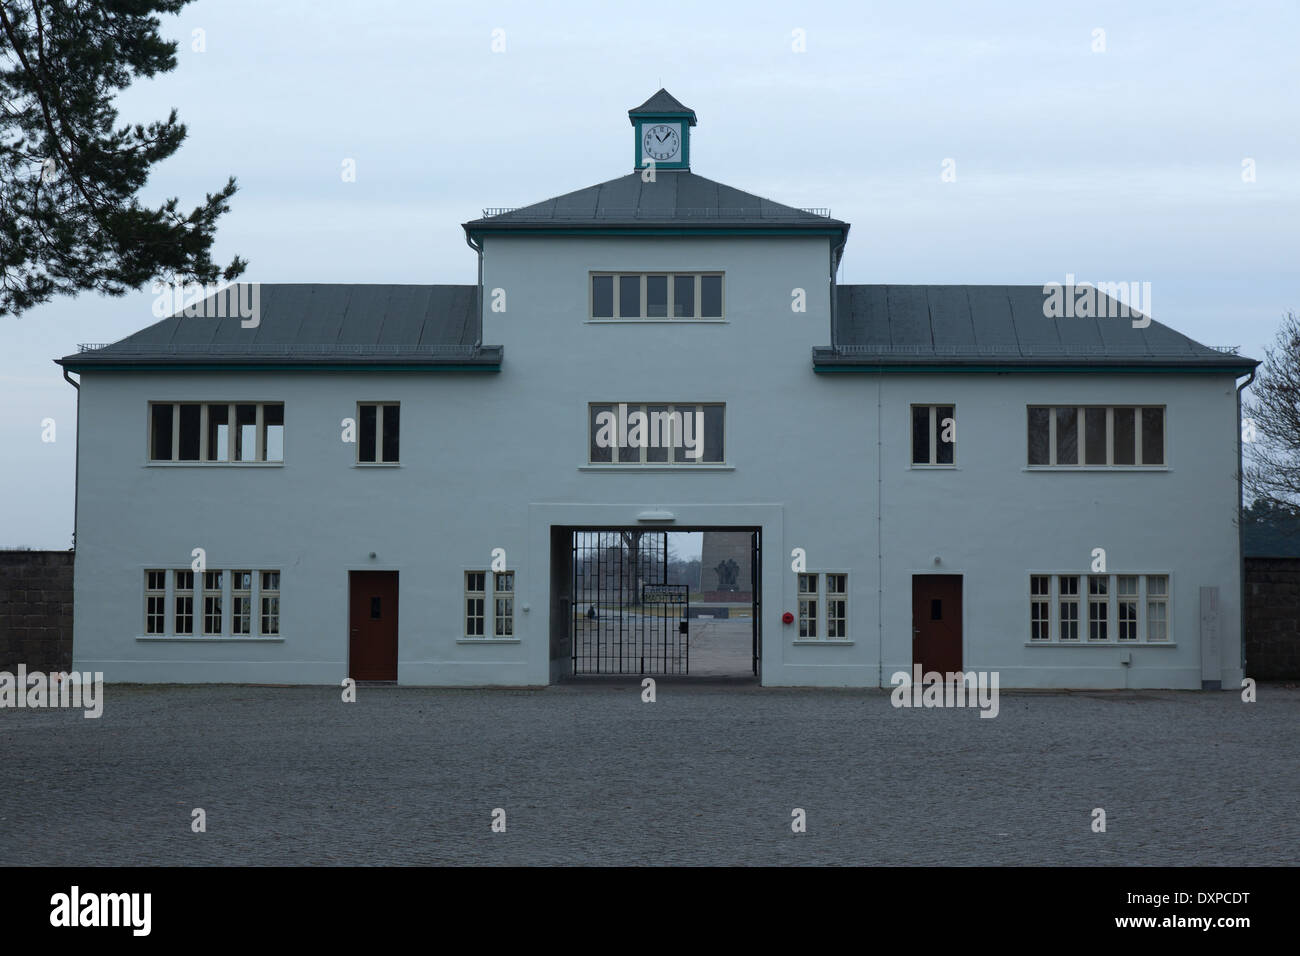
[1,682,1295,866]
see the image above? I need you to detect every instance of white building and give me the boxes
[57,91,1255,689]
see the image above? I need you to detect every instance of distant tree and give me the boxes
[1244,311,1300,508]
[0,0,244,316]
[1241,498,1300,557]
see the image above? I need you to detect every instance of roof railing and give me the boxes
[481,207,518,217]
[1208,345,1241,354]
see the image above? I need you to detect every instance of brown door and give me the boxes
[349,571,398,681]
[912,574,962,674]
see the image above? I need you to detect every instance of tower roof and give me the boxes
[628,88,697,125]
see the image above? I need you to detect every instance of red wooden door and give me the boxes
[349,571,398,681]
[912,575,962,674]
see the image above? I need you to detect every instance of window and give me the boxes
[588,403,724,464]
[1030,573,1170,644]
[232,570,252,635]
[1027,406,1165,467]
[590,272,724,319]
[1030,575,1050,641]
[203,571,223,635]
[494,572,514,637]
[148,402,284,462]
[357,402,400,463]
[465,571,486,637]
[464,571,516,639]
[260,571,280,635]
[1147,575,1168,641]
[797,573,818,639]
[1117,575,1138,641]
[911,405,955,465]
[174,570,194,635]
[1058,575,1080,641]
[145,570,166,635]
[826,574,847,638]
[1088,575,1108,641]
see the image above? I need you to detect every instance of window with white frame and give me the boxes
[797,573,819,638]
[1088,575,1109,641]
[174,570,194,635]
[232,570,252,635]
[1117,575,1138,641]
[826,574,848,638]
[590,272,724,320]
[1027,406,1164,467]
[588,403,724,464]
[494,572,514,637]
[464,570,515,639]
[911,405,956,465]
[357,402,400,464]
[260,571,280,636]
[1146,575,1169,641]
[145,569,279,637]
[203,571,223,635]
[465,571,486,637]
[1031,573,1171,644]
[145,570,166,635]
[1058,575,1080,641]
[149,402,283,462]
[1030,574,1051,641]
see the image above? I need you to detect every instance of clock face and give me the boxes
[642,123,681,162]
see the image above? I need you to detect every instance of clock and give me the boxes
[642,123,681,162]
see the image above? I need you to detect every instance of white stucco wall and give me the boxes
[68,234,1244,688]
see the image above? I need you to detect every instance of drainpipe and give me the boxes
[1236,368,1256,677]
[876,366,883,688]
[464,232,484,347]
[61,368,80,552]
[829,235,847,348]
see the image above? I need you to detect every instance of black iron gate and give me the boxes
[572,531,689,674]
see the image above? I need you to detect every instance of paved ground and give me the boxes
[1,682,1296,866]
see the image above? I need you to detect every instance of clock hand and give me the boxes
[657,131,668,143]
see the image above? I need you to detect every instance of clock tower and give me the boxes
[629,89,696,171]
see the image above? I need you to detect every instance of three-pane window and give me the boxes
[591,273,724,319]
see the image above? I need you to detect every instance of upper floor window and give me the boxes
[911,404,955,466]
[149,402,283,462]
[587,403,724,464]
[357,402,400,464]
[1027,406,1164,467]
[590,272,723,320]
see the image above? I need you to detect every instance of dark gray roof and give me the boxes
[58,284,501,370]
[466,171,848,236]
[815,285,1257,371]
[628,89,697,124]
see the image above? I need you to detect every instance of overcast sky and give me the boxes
[3,0,1297,548]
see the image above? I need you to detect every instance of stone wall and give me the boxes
[0,551,74,674]
[1244,556,1300,680]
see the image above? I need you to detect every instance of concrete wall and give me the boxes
[1245,557,1300,679]
[0,550,74,673]
[68,233,1245,688]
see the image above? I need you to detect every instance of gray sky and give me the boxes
[3,0,1297,548]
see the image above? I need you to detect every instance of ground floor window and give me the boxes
[466,570,515,639]
[1031,573,1170,644]
[794,572,849,640]
[142,569,279,637]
